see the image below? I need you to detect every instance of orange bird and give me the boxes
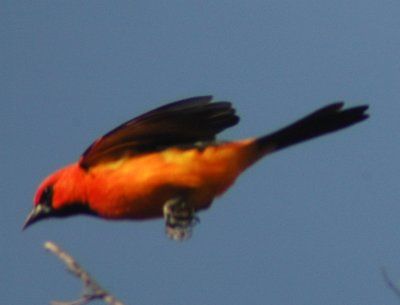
[23,96,368,239]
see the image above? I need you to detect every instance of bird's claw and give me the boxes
[163,198,199,241]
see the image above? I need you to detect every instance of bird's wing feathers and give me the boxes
[79,96,239,169]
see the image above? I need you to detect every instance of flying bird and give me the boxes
[23,96,369,240]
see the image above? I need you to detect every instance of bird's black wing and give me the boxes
[79,96,239,169]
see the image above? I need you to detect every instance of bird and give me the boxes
[23,96,369,240]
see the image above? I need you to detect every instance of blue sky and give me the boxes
[2,1,400,304]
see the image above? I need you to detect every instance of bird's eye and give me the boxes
[39,186,53,207]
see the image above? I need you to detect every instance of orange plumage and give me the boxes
[24,96,368,239]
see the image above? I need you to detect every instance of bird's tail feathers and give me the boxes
[255,102,369,156]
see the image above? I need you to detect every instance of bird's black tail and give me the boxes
[256,102,369,154]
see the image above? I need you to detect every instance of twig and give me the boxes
[44,241,126,305]
[382,267,400,301]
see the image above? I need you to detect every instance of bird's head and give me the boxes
[23,164,95,230]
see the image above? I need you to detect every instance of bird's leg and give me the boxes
[163,197,199,241]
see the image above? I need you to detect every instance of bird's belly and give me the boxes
[89,173,226,220]
[87,143,252,220]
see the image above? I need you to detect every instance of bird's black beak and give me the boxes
[22,204,52,230]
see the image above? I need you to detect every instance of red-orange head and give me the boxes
[23,163,94,230]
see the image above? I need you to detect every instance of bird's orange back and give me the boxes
[85,138,259,219]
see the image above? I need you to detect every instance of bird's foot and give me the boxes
[163,198,199,241]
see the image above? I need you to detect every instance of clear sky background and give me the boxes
[2,1,400,305]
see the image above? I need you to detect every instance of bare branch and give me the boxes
[382,267,400,301]
[44,241,126,305]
